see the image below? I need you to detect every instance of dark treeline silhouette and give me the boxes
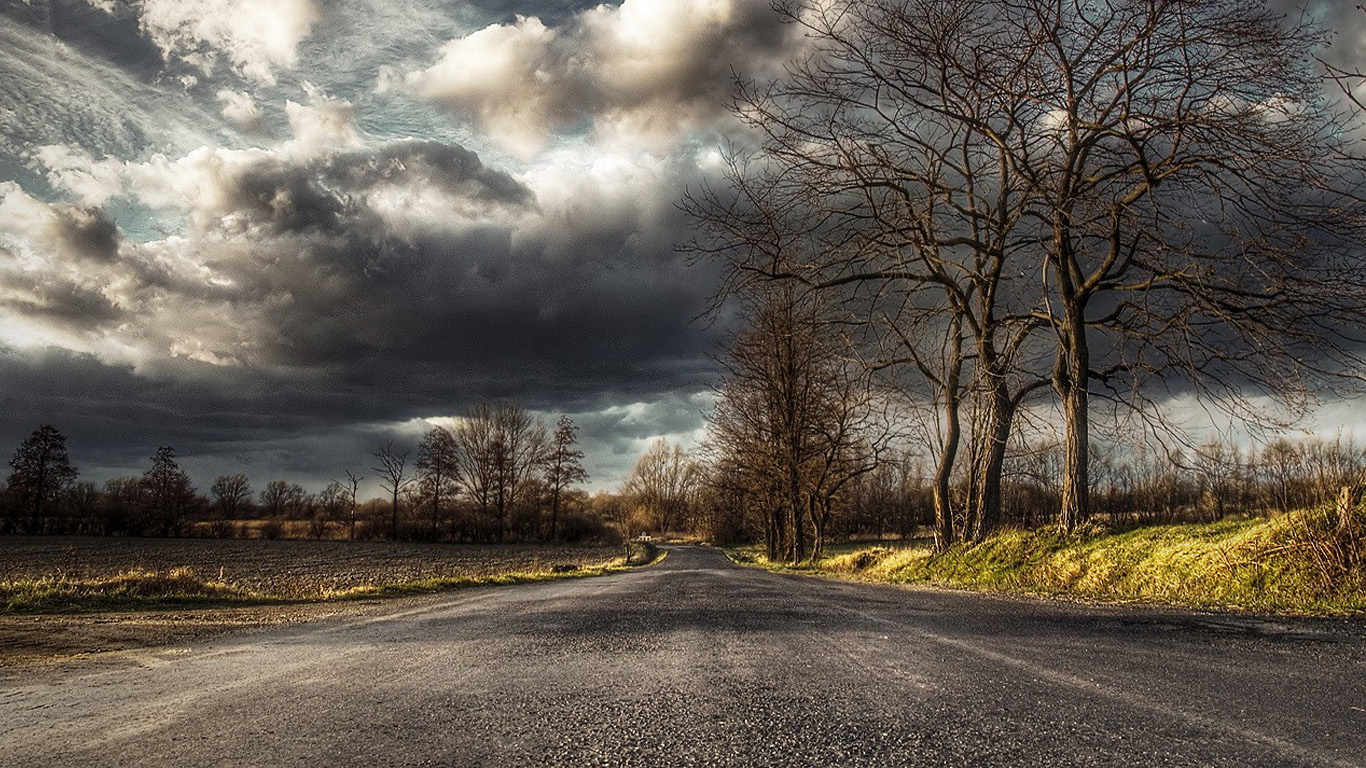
[0,402,602,543]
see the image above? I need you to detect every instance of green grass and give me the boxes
[0,558,650,614]
[734,509,1366,615]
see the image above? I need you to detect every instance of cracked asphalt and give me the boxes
[2,545,1364,767]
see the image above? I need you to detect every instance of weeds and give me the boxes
[739,507,1366,614]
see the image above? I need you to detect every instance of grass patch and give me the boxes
[732,509,1366,615]
[1,558,643,614]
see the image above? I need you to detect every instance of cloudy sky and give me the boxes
[0,0,1362,497]
[0,0,815,494]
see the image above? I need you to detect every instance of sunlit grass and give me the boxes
[737,509,1366,614]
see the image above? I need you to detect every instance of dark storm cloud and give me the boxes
[0,346,423,490]
[2,277,123,328]
[1,0,168,80]
[196,139,534,238]
[50,205,120,262]
[4,126,725,488]
[0,0,762,488]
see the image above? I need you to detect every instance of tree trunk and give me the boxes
[970,377,1015,541]
[932,392,960,552]
[549,488,560,541]
[1057,304,1091,532]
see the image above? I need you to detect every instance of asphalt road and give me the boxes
[2,545,1364,767]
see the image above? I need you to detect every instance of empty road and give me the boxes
[2,545,1364,767]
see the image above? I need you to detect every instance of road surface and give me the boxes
[2,545,1364,767]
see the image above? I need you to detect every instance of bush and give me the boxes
[556,511,614,543]
[625,541,660,566]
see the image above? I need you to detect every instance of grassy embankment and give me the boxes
[0,542,663,614]
[733,507,1366,614]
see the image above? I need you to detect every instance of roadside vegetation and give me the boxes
[733,505,1366,615]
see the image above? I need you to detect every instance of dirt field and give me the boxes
[0,536,617,594]
[0,536,621,666]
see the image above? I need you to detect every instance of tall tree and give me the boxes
[373,442,415,540]
[210,474,251,519]
[707,286,887,562]
[6,425,78,532]
[542,416,589,540]
[453,401,548,542]
[622,439,699,537]
[692,0,1366,535]
[416,426,459,539]
[142,446,197,536]
[259,480,307,519]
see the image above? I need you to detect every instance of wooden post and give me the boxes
[1337,485,1364,530]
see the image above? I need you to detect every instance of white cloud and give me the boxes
[216,89,263,131]
[398,0,799,156]
[281,90,362,157]
[137,0,322,85]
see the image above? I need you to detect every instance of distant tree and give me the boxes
[142,447,198,536]
[542,416,589,540]
[259,480,306,519]
[416,426,459,539]
[622,439,699,535]
[210,474,252,519]
[101,475,143,534]
[319,480,347,519]
[453,402,548,542]
[67,481,101,534]
[7,425,79,533]
[373,441,415,540]
[308,486,340,541]
[342,471,363,540]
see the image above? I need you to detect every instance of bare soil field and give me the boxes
[0,537,621,666]
[0,536,617,594]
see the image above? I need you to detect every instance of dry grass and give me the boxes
[740,508,1366,615]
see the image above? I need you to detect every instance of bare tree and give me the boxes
[6,425,79,533]
[542,416,589,541]
[691,0,1366,536]
[342,470,363,540]
[142,447,198,536]
[210,474,251,519]
[622,439,700,538]
[453,402,548,542]
[416,426,459,539]
[259,480,307,520]
[373,441,415,540]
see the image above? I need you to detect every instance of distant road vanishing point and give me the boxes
[2,546,1364,767]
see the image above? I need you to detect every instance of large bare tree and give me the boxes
[705,285,888,562]
[691,0,1366,536]
[453,401,548,542]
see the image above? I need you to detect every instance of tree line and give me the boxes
[682,0,1366,562]
[616,430,1366,558]
[0,402,600,543]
